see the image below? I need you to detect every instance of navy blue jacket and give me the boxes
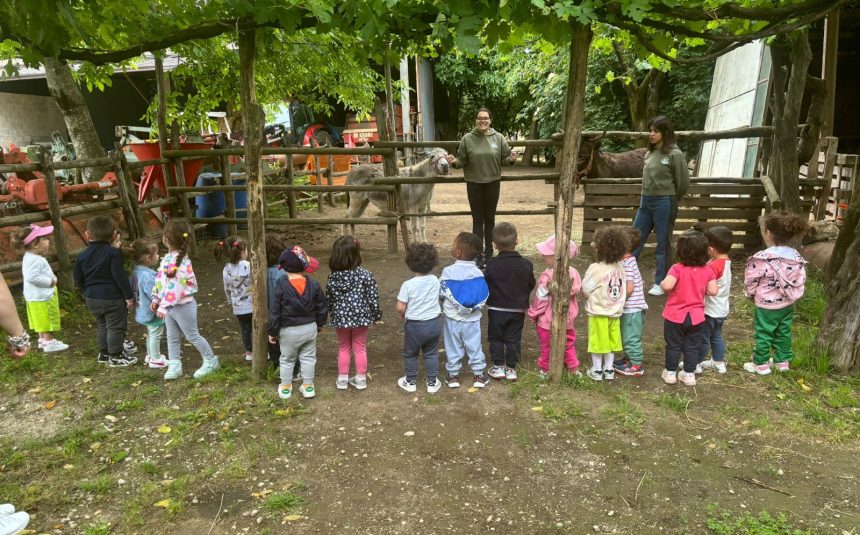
[73,241,134,300]
[484,251,536,310]
[268,275,328,336]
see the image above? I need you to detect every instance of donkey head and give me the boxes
[576,132,605,172]
[427,148,451,175]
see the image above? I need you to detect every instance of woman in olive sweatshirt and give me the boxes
[632,115,690,296]
[448,108,517,265]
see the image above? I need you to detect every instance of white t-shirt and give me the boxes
[704,258,731,318]
[397,274,441,321]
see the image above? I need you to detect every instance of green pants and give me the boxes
[752,305,794,364]
[620,310,646,365]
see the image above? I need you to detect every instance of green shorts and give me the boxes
[587,316,622,354]
[26,288,61,333]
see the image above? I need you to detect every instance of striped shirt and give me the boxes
[621,255,648,313]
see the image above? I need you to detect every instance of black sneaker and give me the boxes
[97,353,110,364]
[108,354,137,368]
[476,253,487,270]
[473,373,490,388]
[123,340,138,354]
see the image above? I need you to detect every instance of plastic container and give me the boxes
[195,173,227,238]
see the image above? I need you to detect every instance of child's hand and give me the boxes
[50,278,57,287]
[126,299,134,309]
[268,335,277,344]
[150,301,158,312]
[156,309,166,319]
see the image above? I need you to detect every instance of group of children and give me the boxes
[11,210,809,398]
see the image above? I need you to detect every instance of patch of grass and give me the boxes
[140,461,160,476]
[77,475,116,495]
[82,522,112,535]
[604,393,646,433]
[654,392,690,414]
[820,385,859,409]
[116,398,144,412]
[261,487,304,514]
[540,398,584,422]
[706,506,811,535]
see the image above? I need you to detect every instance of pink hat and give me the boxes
[305,256,320,274]
[23,223,54,246]
[536,235,578,257]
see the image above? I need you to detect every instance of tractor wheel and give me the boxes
[313,129,333,147]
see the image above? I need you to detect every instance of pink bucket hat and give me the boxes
[536,235,579,257]
[23,223,54,246]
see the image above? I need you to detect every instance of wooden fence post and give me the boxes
[219,154,238,236]
[815,136,838,220]
[325,162,335,207]
[549,22,592,383]
[114,147,148,237]
[109,150,143,240]
[285,154,297,218]
[37,148,73,292]
[386,190,398,254]
[315,163,324,213]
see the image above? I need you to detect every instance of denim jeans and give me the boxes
[698,315,726,362]
[632,195,678,284]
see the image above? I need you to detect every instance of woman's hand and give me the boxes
[268,335,278,344]
[445,154,457,166]
[508,153,517,165]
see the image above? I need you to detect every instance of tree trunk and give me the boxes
[797,75,826,165]
[767,30,811,214]
[237,28,270,379]
[43,57,107,182]
[816,178,860,374]
[549,22,592,383]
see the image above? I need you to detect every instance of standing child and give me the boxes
[74,216,137,366]
[615,227,648,376]
[269,245,327,399]
[699,226,733,374]
[326,236,382,391]
[396,243,442,393]
[215,237,253,363]
[110,236,139,358]
[12,224,69,353]
[743,213,808,375]
[150,219,219,380]
[484,222,535,382]
[527,235,581,377]
[440,232,489,388]
[130,240,167,368]
[582,226,628,381]
[266,234,287,368]
[660,229,718,386]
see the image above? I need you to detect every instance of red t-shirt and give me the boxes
[708,258,728,279]
[662,263,715,325]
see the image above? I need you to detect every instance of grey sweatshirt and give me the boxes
[453,128,512,183]
[641,146,690,197]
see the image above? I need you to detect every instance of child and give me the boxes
[150,219,219,380]
[396,242,442,393]
[111,234,139,357]
[484,222,535,382]
[660,229,718,386]
[266,234,287,368]
[129,239,167,368]
[699,226,733,374]
[527,235,581,377]
[582,226,628,381]
[440,232,489,388]
[74,216,137,366]
[743,212,808,375]
[215,236,253,363]
[12,224,69,353]
[326,235,382,390]
[615,227,648,377]
[269,245,327,399]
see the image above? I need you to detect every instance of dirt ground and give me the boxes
[1,166,858,534]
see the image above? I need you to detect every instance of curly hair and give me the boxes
[213,235,248,264]
[162,219,192,278]
[454,232,482,261]
[764,212,808,245]
[329,235,362,271]
[594,225,628,264]
[404,242,438,274]
[265,234,286,266]
[704,226,733,254]
[623,226,642,254]
[676,229,710,267]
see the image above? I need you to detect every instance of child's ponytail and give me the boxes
[764,212,809,245]
[213,236,247,264]
[162,219,191,278]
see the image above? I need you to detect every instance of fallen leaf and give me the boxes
[284,514,303,522]
[104,415,118,423]
[776,393,787,400]
[467,387,479,393]
[62,464,74,469]
[403,431,415,437]
[531,406,543,412]
[157,425,172,434]
[82,377,92,383]
[44,400,56,410]
[251,489,272,498]
[153,499,171,508]
[27,387,42,394]
[797,379,812,392]
[131,381,142,388]
[89,442,101,452]
[160,479,174,486]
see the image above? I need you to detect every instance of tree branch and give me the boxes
[648,0,842,22]
[618,23,744,65]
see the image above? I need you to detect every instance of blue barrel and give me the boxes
[195,173,228,238]
[232,176,248,230]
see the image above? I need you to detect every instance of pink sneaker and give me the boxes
[776,361,790,372]
[743,362,772,375]
[678,371,697,386]
[661,369,677,385]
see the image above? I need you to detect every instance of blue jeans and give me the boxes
[632,195,678,284]
[698,315,726,362]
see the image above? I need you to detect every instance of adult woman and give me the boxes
[1,272,30,359]
[632,116,690,296]
[448,108,517,265]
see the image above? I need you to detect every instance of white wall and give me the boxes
[0,93,67,148]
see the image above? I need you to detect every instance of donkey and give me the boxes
[576,133,647,183]
[344,148,451,242]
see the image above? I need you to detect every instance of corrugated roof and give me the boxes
[0,53,182,81]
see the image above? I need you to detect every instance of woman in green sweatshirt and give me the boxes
[448,108,517,265]
[631,116,690,296]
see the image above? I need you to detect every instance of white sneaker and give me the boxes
[743,362,771,376]
[603,369,615,381]
[300,384,316,399]
[398,376,417,393]
[349,375,368,390]
[0,503,15,515]
[487,365,506,379]
[647,284,664,296]
[148,355,168,369]
[504,367,518,381]
[244,353,253,363]
[661,369,677,385]
[0,510,29,534]
[42,339,69,353]
[193,356,220,379]
[123,340,138,354]
[426,378,442,394]
[336,376,349,390]
[586,369,603,381]
[700,359,727,374]
[163,360,183,380]
[678,370,697,386]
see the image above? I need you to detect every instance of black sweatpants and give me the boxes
[467,180,501,256]
[236,313,253,352]
[663,313,705,373]
[86,298,129,356]
[487,309,525,368]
